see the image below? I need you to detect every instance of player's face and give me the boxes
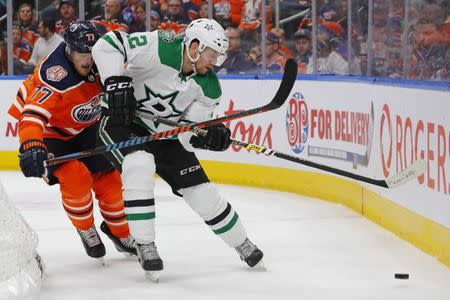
[71,51,94,76]
[196,47,224,74]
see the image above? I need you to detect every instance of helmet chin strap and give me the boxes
[186,43,201,74]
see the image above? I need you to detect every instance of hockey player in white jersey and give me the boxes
[92,18,263,280]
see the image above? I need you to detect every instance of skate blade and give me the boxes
[252,260,266,272]
[145,271,161,283]
[96,257,106,266]
[122,253,137,258]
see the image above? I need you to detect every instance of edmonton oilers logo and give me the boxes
[71,94,102,123]
[286,92,309,154]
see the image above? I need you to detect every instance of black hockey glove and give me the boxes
[104,76,136,127]
[19,139,48,178]
[190,123,231,151]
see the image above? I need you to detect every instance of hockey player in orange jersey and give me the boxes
[8,21,136,263]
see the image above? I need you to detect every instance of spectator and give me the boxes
[12,25,34,74]
[251,32,286,74]
[270,27,293,59]
[0,39,6,74]
[29,19,64,66]
[319,3,337,22]
[56,0,78,36]
[215,27,252,74]
[16,3,39,48]
[214,0,232,28]
[316,21,350,75]
[91,0,129,32]
[229,0,244,26]
[122,0,142,25]
[129,1,146,33]
[150,11,161,31]
[239,0,272,32]
[184,0,200,21]
[406,5,450,80]
[161,0,191,33]
[198,1,209,19]
[129,2,161,33]
[13,25,32,63]
[293,28,312,74]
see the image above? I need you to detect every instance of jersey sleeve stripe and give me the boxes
[19,84,28,101]
[22,110,49,124]
[112,31,128,63]
[64,127,83,135]
[23,104,52,118]
[12,99,24,112]
[101,34,125,56]
[16,91,25,104]
[46,126,75,137]
[21,116,45,129]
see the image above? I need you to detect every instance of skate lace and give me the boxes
[236,238,256,259]
[138,242,160,260]
[78,226,101,247]
[120,236,136,248]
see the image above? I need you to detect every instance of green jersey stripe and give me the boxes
[126,212,156,221]
[102,34,124,56]
[213,212,239,234]
[99,117,124,163]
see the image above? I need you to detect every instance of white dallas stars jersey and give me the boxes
[92,30,222,134]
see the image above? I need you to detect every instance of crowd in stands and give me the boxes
[0,0,448,81]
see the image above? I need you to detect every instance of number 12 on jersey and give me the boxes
[128,36,147,49]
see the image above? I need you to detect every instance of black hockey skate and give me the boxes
[76,224,106,264]
[136,242,164,282]
[235,238,264,268]
[100,221,137,256]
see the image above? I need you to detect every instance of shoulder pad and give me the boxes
[39,43,84,92]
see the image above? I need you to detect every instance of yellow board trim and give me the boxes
[0,151,19,170]
[1,152,448,266]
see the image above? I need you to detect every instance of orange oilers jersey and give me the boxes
[8,43,104,143]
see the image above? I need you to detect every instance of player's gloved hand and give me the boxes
[104,76,136,126]
[19,139,48,178]
[190,124,231,151]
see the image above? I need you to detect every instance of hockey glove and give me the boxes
[190,123,231,151]
[104,76,136,126]
[19,139,48,178]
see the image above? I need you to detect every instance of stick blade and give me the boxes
[386,159,426,188]
[268,59,298,108]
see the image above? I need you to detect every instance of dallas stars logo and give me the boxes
[204,24,214,31]
[137,85,182,121]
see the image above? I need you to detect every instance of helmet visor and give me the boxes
[201,47,227,66]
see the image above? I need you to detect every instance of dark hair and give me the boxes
[41,18,56,33]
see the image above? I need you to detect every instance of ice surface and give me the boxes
[1,171,449,300]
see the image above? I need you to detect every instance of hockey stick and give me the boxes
[137,110,426,189]
[44,59,298,167]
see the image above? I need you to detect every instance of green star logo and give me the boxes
[136,85,182,121]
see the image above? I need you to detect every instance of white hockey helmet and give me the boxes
[183,18,229,66]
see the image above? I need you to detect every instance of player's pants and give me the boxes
[98,116,247,247]
[44,123,130,238]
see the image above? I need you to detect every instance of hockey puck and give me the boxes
[394,273,409,279]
